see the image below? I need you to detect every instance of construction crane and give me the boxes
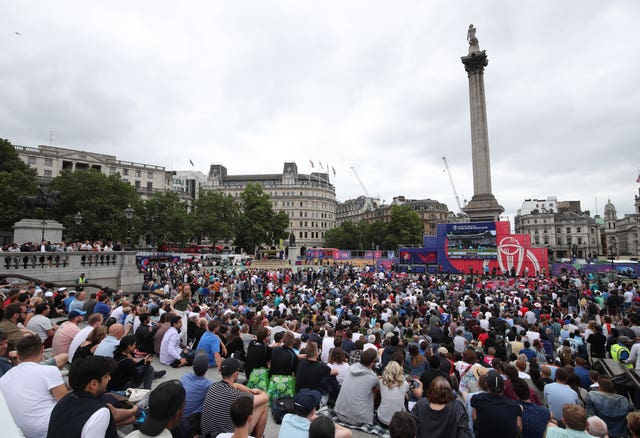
[442,156,465,213]
[350,166,371,198]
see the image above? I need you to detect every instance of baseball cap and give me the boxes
[44,291,54,298]
[140,380,186,436]
[220,357,242,376]
[486,371,505,393]
[58,287,67,292]
[294,389,321,416]
[192,351,209,376]
[68,310,86,318]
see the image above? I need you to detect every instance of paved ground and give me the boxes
[148,360,374,438]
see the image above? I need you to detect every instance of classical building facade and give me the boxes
[515,198,601,259]
[207,162,337,256]
[14,144,171,199]
[359,196,454,236]
[336,196,379,226]
[602,191,640,257]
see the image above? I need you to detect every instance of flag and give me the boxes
[319,161,324,170]
[309,160,314,168]
[637,173,640,183]
[189,159,194,167]
[332,166,336,176]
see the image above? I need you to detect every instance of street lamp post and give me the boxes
[124,204,134,250]
[74,212,83,243]
[609,239,616,271]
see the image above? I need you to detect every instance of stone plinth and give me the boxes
[13,219,65,244]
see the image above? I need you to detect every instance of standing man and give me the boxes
[200,358,268,438]
[51,309,85,357]
[77,272,87,292]
[0,335,68,438]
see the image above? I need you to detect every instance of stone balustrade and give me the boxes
[0,251,143,292]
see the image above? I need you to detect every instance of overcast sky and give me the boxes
[2,1,639,220]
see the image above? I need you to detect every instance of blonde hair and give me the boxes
[381,361,405,389]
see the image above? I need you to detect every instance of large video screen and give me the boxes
[445,222,497,259]
[399,249,438,265]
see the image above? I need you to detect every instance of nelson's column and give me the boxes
[461,24,504,222]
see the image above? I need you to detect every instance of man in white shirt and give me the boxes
[0,334,67,438]
[160,316,192,367]
[321,328,335,363]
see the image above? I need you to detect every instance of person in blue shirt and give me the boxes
[93,294,112,318]
[180,351,213,435]
[196,320,222,368]
[519,341,537,362]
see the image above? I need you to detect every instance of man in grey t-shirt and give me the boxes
[26,303,57,347]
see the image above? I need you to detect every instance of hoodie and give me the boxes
[334,362,379,425]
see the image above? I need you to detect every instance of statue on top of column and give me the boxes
[467,24,480,54]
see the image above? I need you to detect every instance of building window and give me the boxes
[28,156,37,165]
[123,169,129,176]
[566,227,571,234]
[147,171,153,179]
[44,169,52,177]
[577,227,581,233]
[147,182,153,190]
[135,170,141,178]
[135,180,141,188]
[556,227,561,234]
[44,158,53,166]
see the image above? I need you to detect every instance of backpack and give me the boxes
[271,396,295,424]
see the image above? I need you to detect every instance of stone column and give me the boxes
[461,25,504,222]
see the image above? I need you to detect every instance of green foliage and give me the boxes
[49,169,139,242]
[0,139,38,230]
[142,191,189,245]
[384,204,423,248]
[325,205,423,250]
[191,190,237,243]
[234,183,289,252]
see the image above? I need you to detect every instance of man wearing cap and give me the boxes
[201,357,268,438]
[61,288,75,313]
[51,309,85,356]
[125,380,186,438]
[279,389,351,438]
[470,370,522,437]
[180,351,213,436]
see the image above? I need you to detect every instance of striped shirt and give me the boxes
[200,380,253,437]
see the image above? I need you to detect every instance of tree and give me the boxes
[234,183,289,253]
[191,190,237,243]
[49,169,139,242]
[383,204,423,249]
[325,220,365,249]
[142,191,189,246]
[0,138,38,230]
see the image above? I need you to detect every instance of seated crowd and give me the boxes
[0,262,639,438]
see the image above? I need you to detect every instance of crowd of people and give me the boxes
[1,239,124,253]
[0,260,640,438]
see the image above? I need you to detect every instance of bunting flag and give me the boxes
[309,159,314,168]
[189,159,194,167]
[636,172,640,183]
[332,166,336,176]
[319,161,324,170]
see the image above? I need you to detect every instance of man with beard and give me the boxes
[47,355,119,438]
[0,302,30,350]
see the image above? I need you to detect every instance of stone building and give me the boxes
[602,191,640,257]
[359,196,454,236]
[170,170,209,210]
[335,196,379,226]
[14,144,171,199]
[515,198,601,259]
[207,162,337,257]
